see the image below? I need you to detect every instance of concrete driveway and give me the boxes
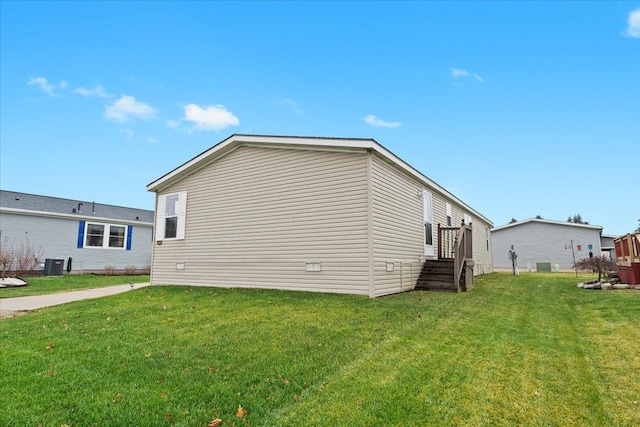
[0,283,150,318]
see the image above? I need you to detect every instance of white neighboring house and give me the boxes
[0,190,154,274]
[491,218,605,271]
[147,134,494,297]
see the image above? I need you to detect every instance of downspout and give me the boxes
[366,149,375,298]
[150,193,158,286]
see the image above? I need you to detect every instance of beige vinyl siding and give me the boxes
[370,153,493,296]
[370,154,424,296]
[151,146,371,295]
[458,212,494,275]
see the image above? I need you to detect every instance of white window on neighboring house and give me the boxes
[486,227,490,251]
[446,203,452,227]
[156,191,187,240]
[464,213,472,226]
[78,222,131,250]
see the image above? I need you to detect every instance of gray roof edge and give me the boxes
[0,190,154,222]
[492,218,603,232]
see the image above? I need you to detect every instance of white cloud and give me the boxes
[278,98,303,114]
[451,68,484,83]
[451,68,470,78]
[363,114,402,128]
[147,136,158,144]
[624,8,640,38]
[75,84,113,98]
[27,77,67,95]
[181,104,239,131]
[104,95,156,122]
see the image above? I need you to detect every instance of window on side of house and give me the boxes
[164,193,179,239]
[486,227,490,251]
[156,191,187,241]
[446,203,452,227]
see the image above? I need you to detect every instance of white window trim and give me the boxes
[156,191,187,241]
[84,222,128,250]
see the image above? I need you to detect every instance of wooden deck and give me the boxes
[415,223,474,293]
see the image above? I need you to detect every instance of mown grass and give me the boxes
[1,273,638,426]
[0,274,150,298]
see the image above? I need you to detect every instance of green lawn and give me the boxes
[1,273,638,426]
[0,274,150,298]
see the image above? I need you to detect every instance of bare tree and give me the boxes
[0,236,15,280]
[14,237,42,277]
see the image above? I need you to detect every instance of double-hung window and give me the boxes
[78,222,131,250]
[156,191,187,241]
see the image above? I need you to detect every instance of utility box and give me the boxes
[536,262,552,272]
[44,258,64,276]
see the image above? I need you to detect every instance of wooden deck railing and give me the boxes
[437,224,459,259]
[614,233,640,266]
[438,222,473,292]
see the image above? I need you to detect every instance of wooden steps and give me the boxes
[415,259,458,292]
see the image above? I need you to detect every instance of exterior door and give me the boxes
[423,190,434,256]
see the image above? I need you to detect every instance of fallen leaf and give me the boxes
[167,318,174,322]
[236,405,247,418]
[44,371,55,377]
[208,419,223,427]
[46,342,54,350]
[160,391,168,398]
[145,352,152,358]
[113,393,122,403]
[208,366,216,372]
[165,413,172,420]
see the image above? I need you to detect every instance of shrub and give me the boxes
[573,256,617,281]
[124,265,137,275]
[103,265,117,276]
[142,265,151,275]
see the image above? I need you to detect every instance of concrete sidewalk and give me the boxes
[0,283,150,316]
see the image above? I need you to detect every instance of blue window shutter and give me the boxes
[126,225,133,250]
[77,221,86,248]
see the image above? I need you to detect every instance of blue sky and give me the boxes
[1,1,639,236]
